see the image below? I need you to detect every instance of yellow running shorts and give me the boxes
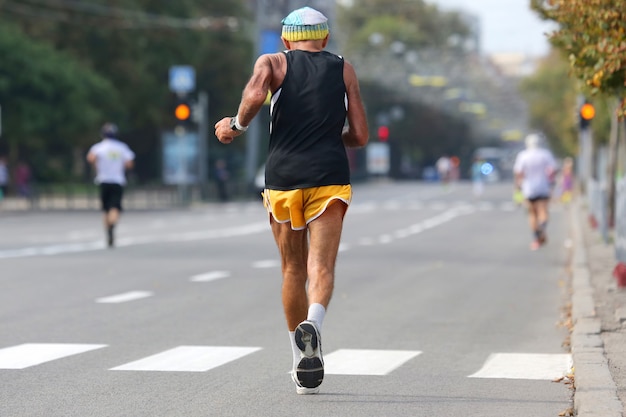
[262,185,352,230]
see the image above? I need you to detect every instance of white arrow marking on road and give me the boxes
[468,353,573,380]
[110,346,261,372]
[0,343,107,369]
[95,291,153,303]
[323,349,422,375]
[190,270,230,282]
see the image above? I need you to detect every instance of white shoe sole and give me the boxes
[294,320,324,392]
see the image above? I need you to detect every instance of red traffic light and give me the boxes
[377,126,389,142]
[175,103,191,121]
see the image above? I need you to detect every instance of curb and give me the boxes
[570,202,622,417]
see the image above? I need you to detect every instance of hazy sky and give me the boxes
[429,0,557,56]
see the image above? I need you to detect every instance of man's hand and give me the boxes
[214,117,244,144]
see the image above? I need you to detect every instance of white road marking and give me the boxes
[468,353,573,380]
[252,259,280,268]
[0,343,107,369]
[500,202,517,211]
[378,234,393,244]
[358,237,376,246]
[429,202,448,210]
[324,349,422,375]
[95,291,153,304]
[0,222,268,259]
[190,270,230,282]
[110,346,261,372]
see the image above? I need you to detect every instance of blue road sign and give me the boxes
[169,66,195,93]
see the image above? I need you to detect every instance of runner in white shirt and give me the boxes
[513,134,557,250]
[87,123,135,247]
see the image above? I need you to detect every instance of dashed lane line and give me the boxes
[95,291,154,304]
[190,270,231,282]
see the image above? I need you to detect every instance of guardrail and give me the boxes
[587,178,609,243]
[0,181,257,212]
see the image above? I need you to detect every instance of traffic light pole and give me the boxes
[578,126,593,192]
[197,91,209,200]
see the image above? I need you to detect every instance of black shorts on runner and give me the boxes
[527,195,550,203]
[100,183,124,212]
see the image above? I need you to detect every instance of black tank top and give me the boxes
[265,50,349,190]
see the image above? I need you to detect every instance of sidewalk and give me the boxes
[571,200,625,416]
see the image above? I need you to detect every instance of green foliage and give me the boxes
[0,0,253,182]
[0,22,117,180]
[336,0,478,175]
[338,0,470,54]
[519,50,579,156]
[532,0,626,117]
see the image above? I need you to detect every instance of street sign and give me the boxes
[169,66,195,94]
[366,143,390,175]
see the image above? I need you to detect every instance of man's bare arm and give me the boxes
[236,55,274,126]
[341,61,368,148]
[215,54,277,144]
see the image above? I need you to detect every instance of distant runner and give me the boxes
[513,134,557,250]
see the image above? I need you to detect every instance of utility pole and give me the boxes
[196,91,209,200]
[606,98,621,227]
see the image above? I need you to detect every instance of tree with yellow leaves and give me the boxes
[532,0,625,116]
[532,0,625,226]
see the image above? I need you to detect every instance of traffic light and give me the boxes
[377,125,389,142]
[175,102,191,121]
[173,95,194,125]
[579,102,595,130]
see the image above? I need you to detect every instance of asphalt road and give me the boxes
[0,181,574,417]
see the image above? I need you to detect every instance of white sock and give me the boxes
[307,303,326,330]
[289,331,300,369]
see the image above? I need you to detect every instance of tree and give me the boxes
[337,0,470,54]
[532,0,626,226]
[0,0,253,182]
[0,23,117,181]
[520,50,584,156]
[532,0,626,115]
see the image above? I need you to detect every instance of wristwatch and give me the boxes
[230,116,248,132]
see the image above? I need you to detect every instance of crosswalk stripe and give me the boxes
[468,353,572,380]
[0,343,107,369]
[324,349,422,376]
[110,346,262,372]
[95,291,153,303]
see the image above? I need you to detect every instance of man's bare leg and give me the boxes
[306,201,346,309]
[104,208,120,247]
[271,219,308,331]
[272,201,347,393]
[535,199,550,244]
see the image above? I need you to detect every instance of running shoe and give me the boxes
[538,231,547,245]
[291,370,320,395]
[293,320,324,394]
[530,240,541,251]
